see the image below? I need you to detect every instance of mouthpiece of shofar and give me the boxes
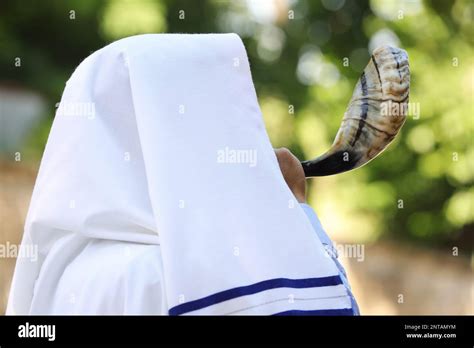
[302,46,410,177]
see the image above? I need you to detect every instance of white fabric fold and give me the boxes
[7,34,348,315]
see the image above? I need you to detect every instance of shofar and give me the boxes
[302,45,410,177]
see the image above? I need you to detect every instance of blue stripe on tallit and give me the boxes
[169,276,343,316]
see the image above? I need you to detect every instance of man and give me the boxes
[7,34,358,315]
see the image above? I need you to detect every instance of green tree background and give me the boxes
[1,0,472,251]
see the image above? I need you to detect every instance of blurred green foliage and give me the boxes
[0,0,472,250]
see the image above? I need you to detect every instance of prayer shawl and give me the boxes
[7,34,354,315]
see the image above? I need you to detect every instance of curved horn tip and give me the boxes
[302,150,361,177]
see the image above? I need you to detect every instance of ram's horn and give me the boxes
[302,46,410,177]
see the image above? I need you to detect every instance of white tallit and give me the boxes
[7,34,353,315]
